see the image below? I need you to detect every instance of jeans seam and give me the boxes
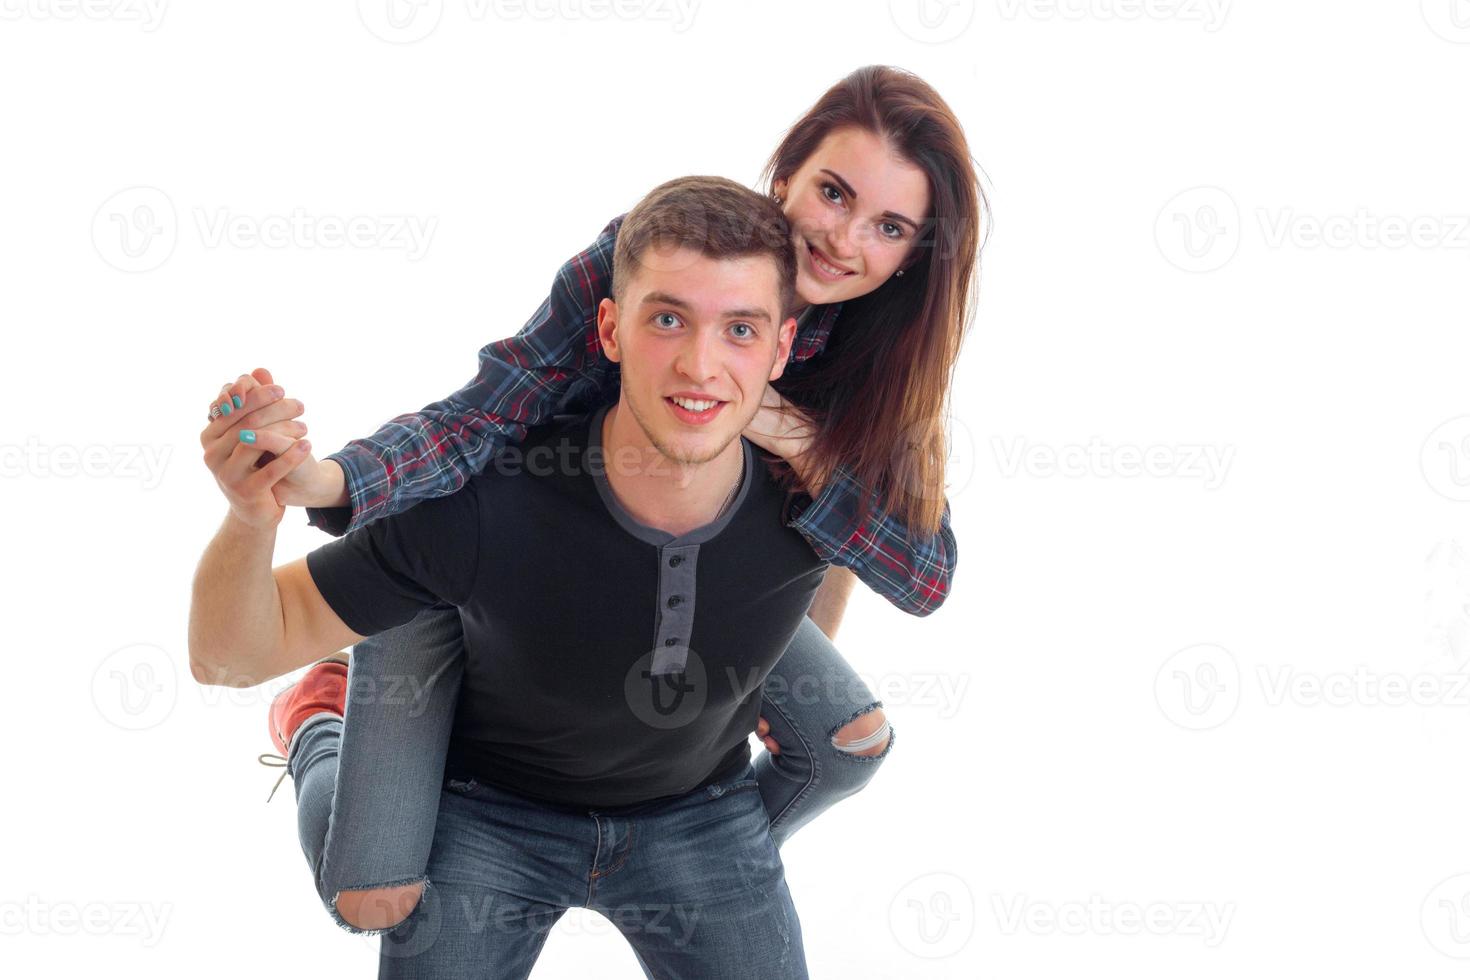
[761,693,821,837]
[585,816,603,906]
[590,817,635,880]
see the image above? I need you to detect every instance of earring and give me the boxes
[895,269,905,277]
[772,194,783,205]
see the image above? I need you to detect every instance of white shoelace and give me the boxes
[257,753,289,803]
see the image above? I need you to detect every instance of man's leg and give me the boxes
[589,765,809,979]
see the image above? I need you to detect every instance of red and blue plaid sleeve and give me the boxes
[787,465,956,616]
[306,215,625,536]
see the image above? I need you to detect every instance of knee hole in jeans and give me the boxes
[830,705,892,758]
[335,881,425,931]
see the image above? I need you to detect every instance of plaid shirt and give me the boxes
[307,214,956,616]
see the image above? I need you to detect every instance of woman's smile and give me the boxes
[805,241,858,281]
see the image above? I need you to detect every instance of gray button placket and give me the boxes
[650,544,700,675]
[585,403,755,678]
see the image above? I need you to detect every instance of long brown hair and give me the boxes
[761,65,986,540]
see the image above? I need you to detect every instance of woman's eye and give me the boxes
[880,222,904,240]
[821,183,843,205]
[654,312,681,329]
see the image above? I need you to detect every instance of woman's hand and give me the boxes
[202,372,308,462]
[199,377,313,529]
[743,386,819,490]
[203,369,347,509]
[270,453,346,509]
[756,715,781,756]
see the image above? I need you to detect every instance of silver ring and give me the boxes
[209,402,224,421]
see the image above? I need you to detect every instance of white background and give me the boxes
[4,0,1470,976]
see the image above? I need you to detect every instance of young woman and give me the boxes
[217,64,984,936]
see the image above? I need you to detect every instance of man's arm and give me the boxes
[189,398,365,688]
[188,512,364,688]
[191,376,480,689]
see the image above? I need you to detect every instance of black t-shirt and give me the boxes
[306,405,829,808]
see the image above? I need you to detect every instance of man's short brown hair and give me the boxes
[612,176,797,318]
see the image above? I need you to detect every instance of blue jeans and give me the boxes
[287,604,891,937]
[363,763,806,978]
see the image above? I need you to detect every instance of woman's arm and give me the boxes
[791,472,957,617]
[746,388,957,618]
[806,566,859,639]
[302,215,625,536]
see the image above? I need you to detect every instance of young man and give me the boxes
[190,176,823,977]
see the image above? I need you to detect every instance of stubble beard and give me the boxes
[623,387,747,469]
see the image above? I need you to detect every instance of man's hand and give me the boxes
[200,370,313,528]
[205,368,347,509]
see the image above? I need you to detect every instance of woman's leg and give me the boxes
[752,615,895,848]
[287,602,466,933]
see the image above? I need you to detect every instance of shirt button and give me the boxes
[664,638,679,647]
[668,555,684,567]
[667,595,683,608]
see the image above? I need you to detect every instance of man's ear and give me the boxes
[768,315,798,381]
[596,297,622,364]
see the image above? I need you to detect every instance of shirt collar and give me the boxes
[585,403,753,548]
[791,302,841,363]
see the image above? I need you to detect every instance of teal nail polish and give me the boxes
[220,401,232,416]
[239,430,256,444]
[232,395,243,409]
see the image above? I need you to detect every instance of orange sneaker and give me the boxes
[258,653,349,801]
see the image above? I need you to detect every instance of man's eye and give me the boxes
[654,313,681,329]
[730,323,755,339]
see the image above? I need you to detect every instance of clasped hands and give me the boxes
[197,368,335,529]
